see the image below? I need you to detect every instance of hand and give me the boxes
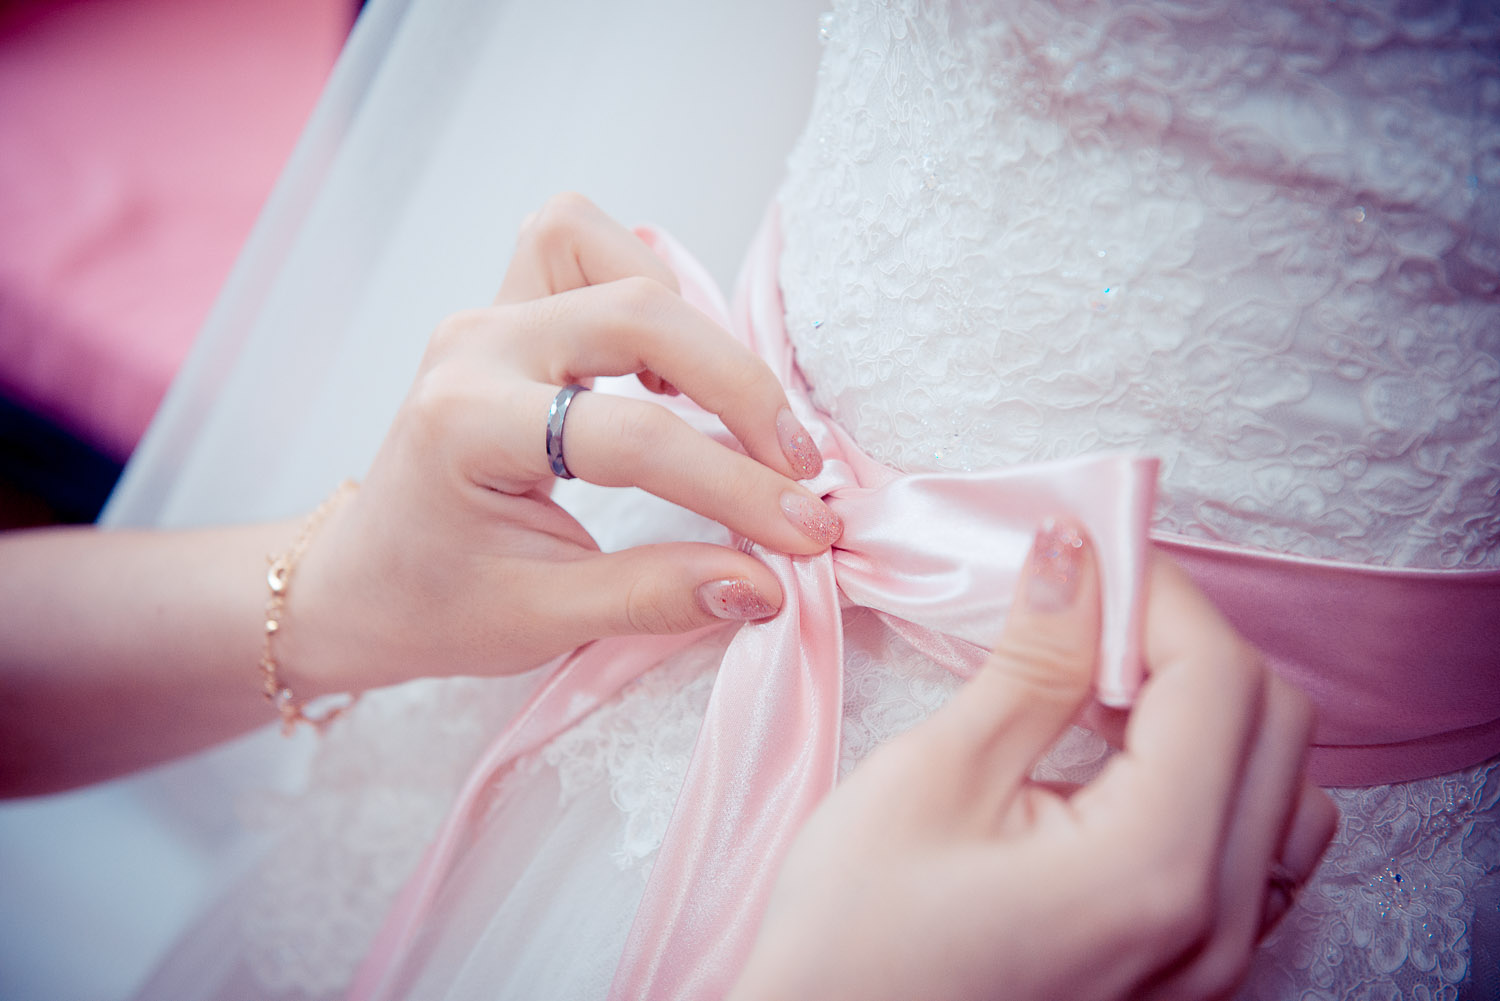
[732,523,1338,1001]
[282,193,837,697]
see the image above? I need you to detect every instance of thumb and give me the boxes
[941,517,1102,794]
[561,542,785,638]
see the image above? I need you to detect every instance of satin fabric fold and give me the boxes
[610,221,1159,1000]
[346,213,1159,1001]
[1158,538,1500,786]
[348,209,1500,1001]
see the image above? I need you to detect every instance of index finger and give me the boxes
[495,192,682,305]
[501,279,824,482]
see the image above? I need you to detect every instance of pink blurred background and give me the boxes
[0,0,353,524]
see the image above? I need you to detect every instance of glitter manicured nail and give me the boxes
[780,491,843,546]
[1023,518,1085,613]
[776,407,823,479]
[695,578,778,621]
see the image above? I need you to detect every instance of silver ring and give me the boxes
[546,384,588,479]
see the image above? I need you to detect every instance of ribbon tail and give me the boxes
[873,611,991,681]
[609,549,844,1000]
[345,629,707,1001]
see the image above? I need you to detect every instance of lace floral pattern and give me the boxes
[530,633,730,874]
[524,606,1113,875]
[778,0,1500,568]
[237,676,535,998]
[225,5,1500,998]
[1243,765,1500,1000]
[523,602,1499,1001]
[837,608,964,778]
[522,611,980,872]
[771,0,1500,995]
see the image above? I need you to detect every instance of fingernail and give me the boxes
[780,491,843,546]
[776,407,823,479]
[696,578,778,621]
[1023,517,1086,613]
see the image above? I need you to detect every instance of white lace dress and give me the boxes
[137,1,1500,999]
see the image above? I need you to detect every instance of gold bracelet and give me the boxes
[260,480,359,735]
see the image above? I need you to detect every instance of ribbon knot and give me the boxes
[351,211,1500,1001]
[615,217,1160,998]
[347,215,1158,1001]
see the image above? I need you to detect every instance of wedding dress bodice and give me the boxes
[175,3,1498,1000]
[778,0,1500,569]
[770,5,1500,997]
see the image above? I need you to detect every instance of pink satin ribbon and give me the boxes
[348,211,1500,1001]
[1159,539,1500,787]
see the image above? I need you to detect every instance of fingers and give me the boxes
[495,192,682,305]
[1223,676,1314,940]
[1260,781,1338,936]
[423,372,835,556]
[1281,781,1338,891]
[1156,675,1314,1000]
[931,518,1101,806]
[416,281,834,554]
[505,278,821,480]
[535,542,785,639]
[548,389,839,556]
[1076,554,1326,1000]
[489,193,822,481]
[416,193,832,558]
[1093,555,1265,857]
[493,193,696,405]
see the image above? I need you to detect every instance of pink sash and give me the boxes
[348,213,1500,1000]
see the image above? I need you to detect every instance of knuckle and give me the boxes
[404,365,477,445]
[594,402,684,480]
[424,308,487,359]
[985,633,1092,702]
[536,191,595,232]
[522,290,571,342]
[544,190,596,217]
[609,403,680,469]
[723,355,783,407]
[608,274,676,327]
[519,192,596,259]
[622,575,698,635]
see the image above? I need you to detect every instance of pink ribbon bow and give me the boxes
[613,228,1159,1001]
[349,210,1500,1000]
[347,212,1157,999]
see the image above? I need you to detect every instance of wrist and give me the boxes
[258,481,361,733]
